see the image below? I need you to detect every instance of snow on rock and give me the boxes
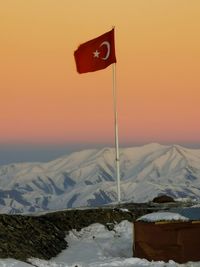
[1,258,200,267]
[137,212,190,222]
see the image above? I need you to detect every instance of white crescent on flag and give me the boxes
[100,41,110,60]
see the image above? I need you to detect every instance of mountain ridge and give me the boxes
[0,143,200,214]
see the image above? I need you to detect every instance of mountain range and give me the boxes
[0,143,200,214]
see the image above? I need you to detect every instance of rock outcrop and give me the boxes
[0,214,67,261]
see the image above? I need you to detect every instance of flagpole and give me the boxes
[112,62,121,204]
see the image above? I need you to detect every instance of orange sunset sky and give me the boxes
[1,0,200,148]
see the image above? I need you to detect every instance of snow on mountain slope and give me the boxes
[0,143,200,213]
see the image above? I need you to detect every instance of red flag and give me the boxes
[74,29,116,74]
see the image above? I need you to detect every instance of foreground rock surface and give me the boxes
[0,214,67,261]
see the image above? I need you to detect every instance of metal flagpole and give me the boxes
[112,62,121,203]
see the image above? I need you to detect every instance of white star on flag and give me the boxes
[93,50,100,58]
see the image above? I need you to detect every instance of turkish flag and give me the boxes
[74,29,116,74]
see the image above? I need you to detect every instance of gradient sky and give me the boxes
[1,0,200,163]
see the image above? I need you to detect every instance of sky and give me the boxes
[1,0,200,164]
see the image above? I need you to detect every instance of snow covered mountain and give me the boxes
[0,143,200,214]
